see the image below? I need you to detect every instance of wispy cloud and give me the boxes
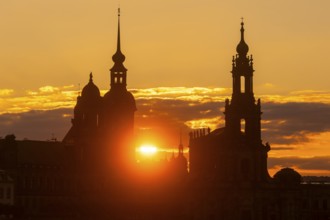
[0,86,330,175]
[268,156,330,176]
[260,90,330,103]
[1,86,330,114]
[262,102,330,145]
[0,89,14,96]
[0,85,77,114]
[0,108,72,141]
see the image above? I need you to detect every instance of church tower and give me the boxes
[225,21,261,144]
[101,8,137,169]
[189,21,271,184]
[223,21,270,183]
[62,73,102,168]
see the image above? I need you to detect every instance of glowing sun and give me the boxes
[137,144,158,156]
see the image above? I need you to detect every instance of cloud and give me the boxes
[262,102,330,145]
[0,89,14,96]
[260,90,330,103]
[135,98,224,148]
[0,86,77,114]
[268,156,330,172]
[270,146,296,151]
[1,86,330,148]
[0,88,330,175]
[0,108,72,141]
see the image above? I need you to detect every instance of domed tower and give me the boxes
[225,21,261,142]
[101,8,137,169]
[63,73,102,166]
[63,73,101,143]
[80,73,102,129]
[224,21,271,183]
[189,21,271,184]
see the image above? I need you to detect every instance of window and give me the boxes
[240,76,245,93]
[240,119,246,133]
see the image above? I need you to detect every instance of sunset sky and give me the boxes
[1,0,330,176]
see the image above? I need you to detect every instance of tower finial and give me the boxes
[110,7,127,87]
[236,18,249,56]
[111,7,126,66]
[117,7,121,52]
[240,18,245,41]
[89,72,93,82]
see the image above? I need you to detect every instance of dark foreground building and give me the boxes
[188,21,330,220]
[0,11,329,220]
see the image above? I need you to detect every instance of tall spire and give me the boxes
[236,19,249,57]
[178,129,183,156]
[111,7,127,71]
[117,8,121,52]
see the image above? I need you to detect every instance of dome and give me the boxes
[103,89,136,111]
[274,167,302,186]
[236,22,249,56]
[81,73,100,99]
[236,40,249,55]
[112,50,126,64]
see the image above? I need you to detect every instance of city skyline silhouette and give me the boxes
[1,2,330,177]
[0,3,330,219]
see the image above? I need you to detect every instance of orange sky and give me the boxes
[1,0,330,91]
[0,1,330,176]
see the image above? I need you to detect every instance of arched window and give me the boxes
[240,76,245,93]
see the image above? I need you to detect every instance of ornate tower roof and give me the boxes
[110,8,127,73]
[104,8,136,111]
[236,19,249,57]
[225,20,262,142]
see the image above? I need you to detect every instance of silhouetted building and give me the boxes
[0,135,75,218]
[63,9,136,181]
[188,21,330,220]
[0,12,329,220]
[61,9,187,219]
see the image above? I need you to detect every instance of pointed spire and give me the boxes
[117,8,121,52]
[236,18,249,56]
[111,7,126,70]
[178,129,184,156]
[89,72,93,82]
[240,19,245,41]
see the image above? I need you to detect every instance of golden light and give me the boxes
[137,144,158,156]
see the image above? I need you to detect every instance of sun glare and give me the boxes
[138,145,158,156]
